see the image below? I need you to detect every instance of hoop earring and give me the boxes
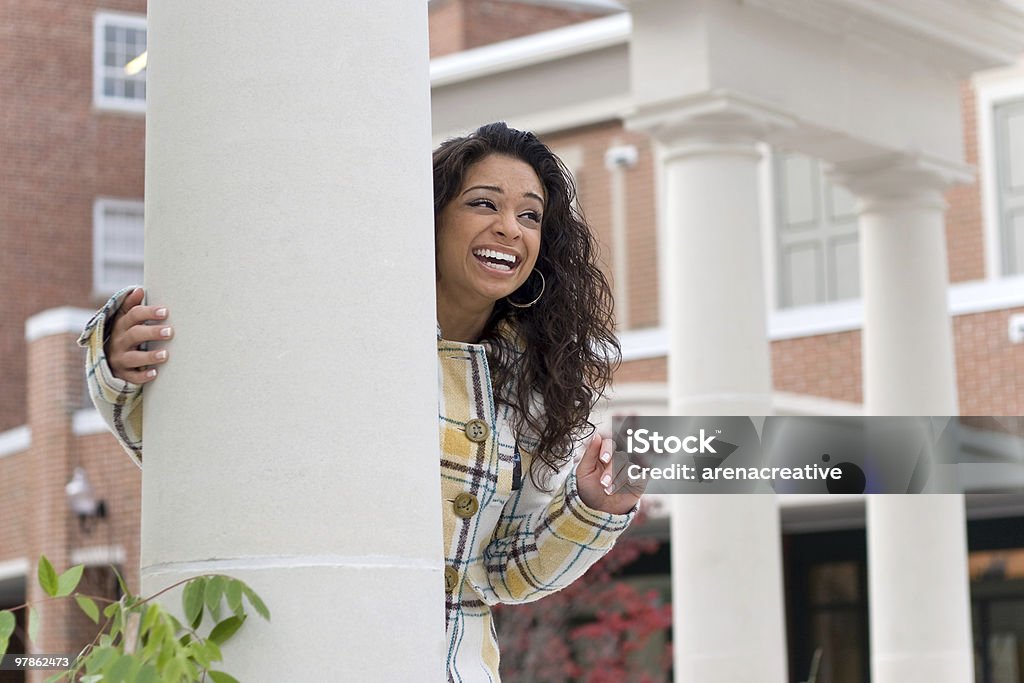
[507,270,545,308]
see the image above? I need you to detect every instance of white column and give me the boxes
[142,3,444,680]
[832,156,974,683]
[832,156,963,415]
[866,496,974,682]
[630,97,789,683]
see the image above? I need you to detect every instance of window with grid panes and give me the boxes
[774,152,861,309]
[94,12,146,112]
[994,98,1024,276]
[94,199,144,295]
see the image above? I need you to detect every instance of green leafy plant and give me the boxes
[0,555,270,683]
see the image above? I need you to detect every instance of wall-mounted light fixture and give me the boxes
[65,467,107,532]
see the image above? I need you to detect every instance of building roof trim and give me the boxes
[744,0,1024,74]
[430,12,630,87]
[25,307,95,343]
[620,274,1024,357]
[0,425,30,459]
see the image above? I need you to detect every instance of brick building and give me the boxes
[1,1,1023,681]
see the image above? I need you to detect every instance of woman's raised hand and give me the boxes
[575,432,646,515]
[105,287,173,384]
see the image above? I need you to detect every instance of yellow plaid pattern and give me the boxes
[80,286,637,682]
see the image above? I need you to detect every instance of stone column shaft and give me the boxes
[141,3,444,679]
[833,156,973,683]
[630,96,790,683]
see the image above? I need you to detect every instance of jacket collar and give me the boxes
[436,318,525,354]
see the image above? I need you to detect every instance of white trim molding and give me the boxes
[974,59,1024,280]
[73,409,111,437]
[25,307,95,343]
[71,545,126,567]
[0,426,30,459]
[604,382,864,416]
[620,275,1024,357]
[0,558,29,582]
[429,12,629,87]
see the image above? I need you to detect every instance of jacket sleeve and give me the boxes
[475,440,638,605]
[75,285,145,469]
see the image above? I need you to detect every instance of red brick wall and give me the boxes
[956,306,1024,415]
[429,0,613,58]
[429,0,466,58]
[0,0,147,433]
[772,332,862,405]
[23,332,78,677]
[463,1,611,50]
[0,330,141,680]
[540,121,660,331]
[946,81,986,283]
[616,357,668,384]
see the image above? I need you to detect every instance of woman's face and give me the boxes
[436,153,545,312]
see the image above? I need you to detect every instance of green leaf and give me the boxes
[208,615,245,645]
[241,584,270,620]
[106,653,135,682]
[103,600,120,618]
[110,564,131,598]
[133,664,160,683]
[0,610,14,641]
[139,603,160,639]
[28,606,39,643]
[85,645,118,674]
[188,641,213,669]
[110,605,123,637]
[182,577,206,630]
[75,595,100,624]
[79,676,104,683]
[164,656,188,682]
[202,638,223,664]
[208,672,241,683]
[0,637,8,660]
[38,555,58,597]
[205,576,226,622]
[56,564,84,597]
[43,672,72,683]
[225,579,243,618]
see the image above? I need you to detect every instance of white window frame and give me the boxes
[93,11,147,114]
[93,197,144,297]
[975,59,1024,281]
[757,145,869,338]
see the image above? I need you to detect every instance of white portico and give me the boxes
[433,1,1024,681]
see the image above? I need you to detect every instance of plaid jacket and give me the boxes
[79,286,638,682]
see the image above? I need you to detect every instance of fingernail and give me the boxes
[600,473,612,487]
[147,369,157,377]
[155,350,167,360]
[600,451,611,464]
[156,308,167,318]
[604,486,614,495]
[160,327,172,337]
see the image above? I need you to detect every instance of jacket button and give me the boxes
[453,492,480,518]
[444,565,460,593]
[464,418,490,443]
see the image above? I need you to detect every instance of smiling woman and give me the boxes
[77,121,645,682]
[435,153,545,337]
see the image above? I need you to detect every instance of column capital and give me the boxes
[827,152,974,213]
[625,90,796,161]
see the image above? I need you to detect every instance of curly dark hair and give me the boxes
[433,122,620,491]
